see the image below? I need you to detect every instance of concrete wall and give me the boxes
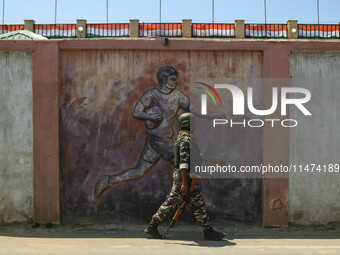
[0,52,33,223]
[289,52,340,224]
[1,39,340,226]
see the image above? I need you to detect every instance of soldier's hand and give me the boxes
[149,113,163,123]
[180,183,188,196]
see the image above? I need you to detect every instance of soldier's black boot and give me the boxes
[144,223,162,239]
[203,227,225,241]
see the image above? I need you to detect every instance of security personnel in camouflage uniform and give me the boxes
[144,113,225,240]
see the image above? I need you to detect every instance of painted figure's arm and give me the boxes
[132,100,162,123]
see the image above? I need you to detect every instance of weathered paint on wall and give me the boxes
[0,52,33,223]
[60,50,263,224]
[289,52,340,224]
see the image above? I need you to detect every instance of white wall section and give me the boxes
[0,52,33,223]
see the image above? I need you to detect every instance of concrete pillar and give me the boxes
[235,20,245,38]
[76,19,87,38]
[262,45,290,227]
[287,20,298,39]
[24,20,35,32]
[182,19,192,37]
[32,42,60,223]
[130,19,139,37]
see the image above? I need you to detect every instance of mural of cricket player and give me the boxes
[94,66,224,198]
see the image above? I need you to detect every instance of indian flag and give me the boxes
[139,23,182,37]
[193,24,235,37]
[245,24,287,38]
[298,24,339,38]
[87,24,129,37]
[35,24,76,38]
[0,25,24,35]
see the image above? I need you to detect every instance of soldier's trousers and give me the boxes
[150,171,211,231]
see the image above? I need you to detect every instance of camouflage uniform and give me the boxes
[150,130,211,231]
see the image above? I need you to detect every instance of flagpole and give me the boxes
[212,0,214,24]
[106,0,108,23]
[159,0,161,23]
[317,0,320,25]
[54,0,57,24]
[264,0,267,37]
[2,0,4,25]
[264,0,267,25]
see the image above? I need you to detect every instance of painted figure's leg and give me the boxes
[94,157,155,197]
[94,137,160,198]
[148,135,174,164]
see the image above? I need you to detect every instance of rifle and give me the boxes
[162,177,199,239]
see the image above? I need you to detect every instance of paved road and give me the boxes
[0,224,339,255]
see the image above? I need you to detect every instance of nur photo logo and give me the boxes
[195,81,312,128]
